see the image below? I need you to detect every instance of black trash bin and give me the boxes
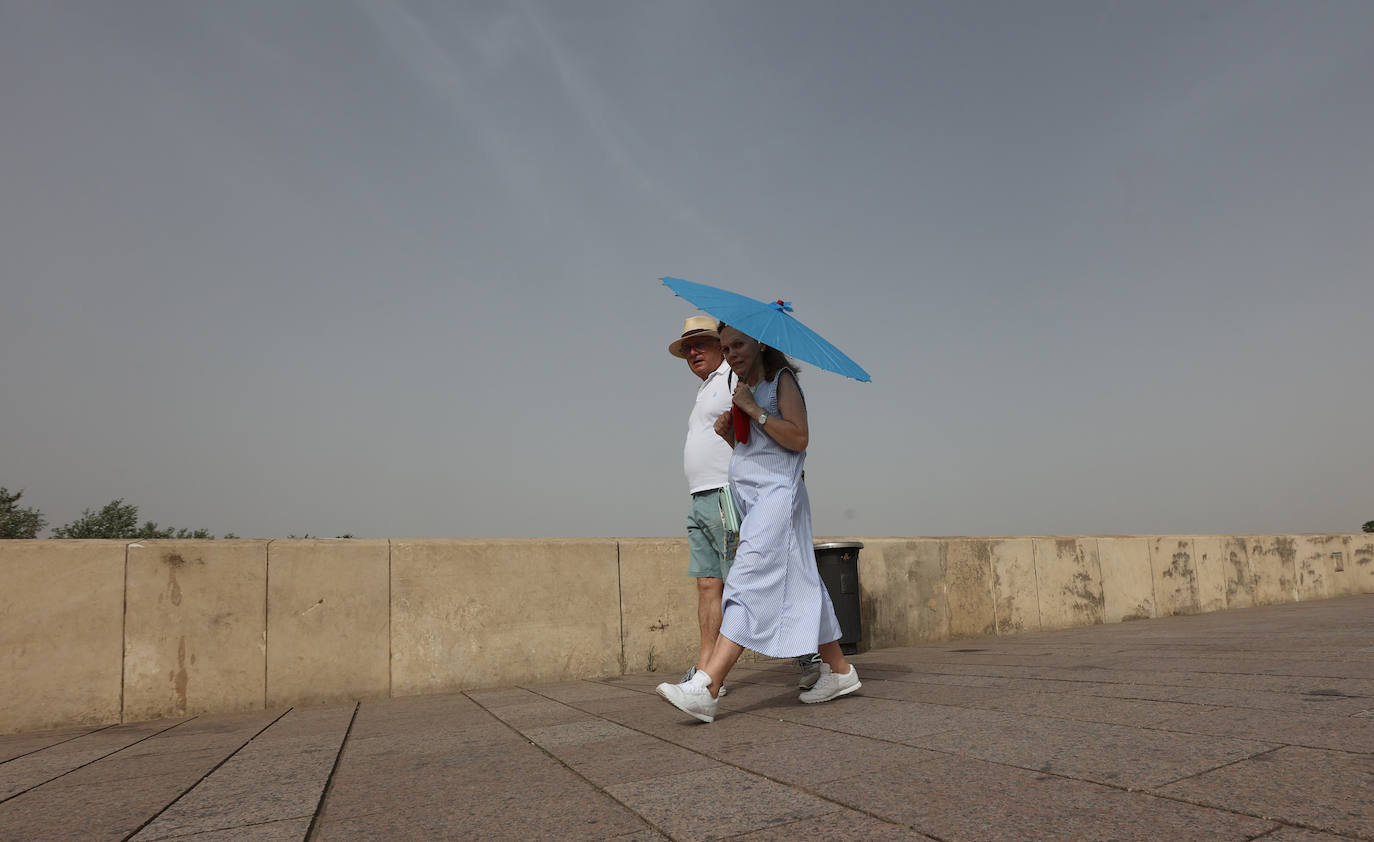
[814,541,863,655]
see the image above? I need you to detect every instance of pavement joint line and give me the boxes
[1268,815,1374,840]
[0,723,118,768]
[1128,725,1374,759]
[707,808,842,841]
[1141,790,1351,842]
[877,668,1374,705]
[119,707,295,842]
[1144,743,1288,794]
[874,664,1331,686]
[468,688,675,841]
[303,700,359,842]
[0,717,194,806]
[712,807,949,842]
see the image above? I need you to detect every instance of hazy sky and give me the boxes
[3,1,1371,539]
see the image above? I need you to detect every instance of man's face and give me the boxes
[682,335,724,380]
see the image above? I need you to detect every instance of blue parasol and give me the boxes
[661,277,871,382]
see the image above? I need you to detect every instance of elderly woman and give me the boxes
[657,322,860,722]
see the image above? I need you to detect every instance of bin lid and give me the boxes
[814,541,864,550]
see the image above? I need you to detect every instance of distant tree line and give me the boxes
[49,499,227,539]
[0,488,228,539]
[1,486,358,539]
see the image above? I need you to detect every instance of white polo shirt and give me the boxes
[684,360,734,494]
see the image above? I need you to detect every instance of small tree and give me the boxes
[132,523,215,539]
[52,499,213,539]
[52,499,140,538]
[0,487,47,538]
[1364,521,1374,534]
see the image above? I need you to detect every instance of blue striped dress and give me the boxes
[720,369,843,657]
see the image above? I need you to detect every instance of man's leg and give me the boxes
[685,491,730,678]
[696,576,724,670]
[796,639,861,704]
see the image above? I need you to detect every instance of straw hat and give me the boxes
[668,315,721,358]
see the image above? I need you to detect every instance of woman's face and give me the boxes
[718,326,761,378]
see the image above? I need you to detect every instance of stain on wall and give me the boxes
[990,538,1038,635]
[1034,538,1104,630]
[1151,538,1199,616]
[1222,536,1257,608]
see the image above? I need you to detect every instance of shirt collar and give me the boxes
[705,359,730,384]
[698,359,731,393]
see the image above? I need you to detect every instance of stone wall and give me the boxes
[2,534,1370,734]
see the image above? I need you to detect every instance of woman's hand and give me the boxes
[732,380,761,417]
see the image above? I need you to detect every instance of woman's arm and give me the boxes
[734,370,808,452]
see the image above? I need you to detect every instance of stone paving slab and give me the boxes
[909,714,1276,789]
[129,706,354,841]
[1154,745,1374,839]
[1151,705,1374,753]
[0,770,209,842]
[0,594,1369,841]
[0,720,184,800]
[959,688,1224,726]
[822,754,1277,842]
[603,766,836,841]
[0,728,97,765]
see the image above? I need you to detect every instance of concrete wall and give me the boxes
[2,533,1370,734]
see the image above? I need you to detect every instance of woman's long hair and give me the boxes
[717,323,801,383]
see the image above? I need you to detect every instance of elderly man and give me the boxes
[670,316,822,691]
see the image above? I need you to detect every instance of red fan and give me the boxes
[727,371,751,443]
[731,404,751,444]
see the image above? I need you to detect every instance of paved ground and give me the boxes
[2,595,1371,842]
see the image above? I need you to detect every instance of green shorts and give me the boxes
[686,489,732,580]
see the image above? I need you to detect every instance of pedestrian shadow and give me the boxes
[724,687,808,715]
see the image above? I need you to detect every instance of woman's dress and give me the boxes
[720,369,843,658]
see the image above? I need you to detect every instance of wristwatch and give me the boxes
[757,411,768,426]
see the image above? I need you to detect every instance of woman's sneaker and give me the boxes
[656,671,718,723]
[680,665,726,696]
[796,653,824,689]
[798,664,861,704]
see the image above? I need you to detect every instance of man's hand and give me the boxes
[713,410,734,443]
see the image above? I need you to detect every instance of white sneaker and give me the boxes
[798,664,861,704]
[656,670,718,722]
[681,666,726,696]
